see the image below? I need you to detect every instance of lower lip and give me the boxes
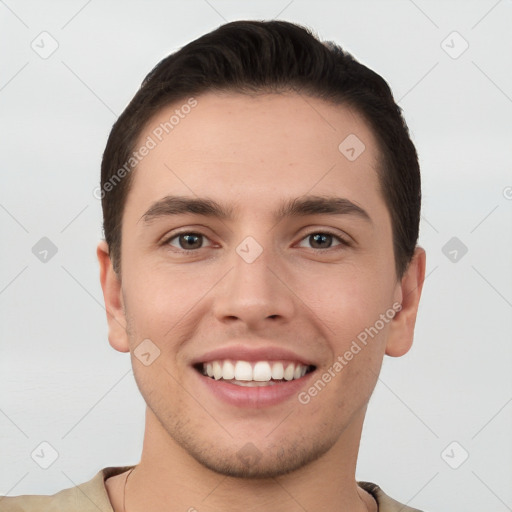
[194,370,315,408]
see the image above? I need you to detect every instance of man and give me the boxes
[1,20,426,511]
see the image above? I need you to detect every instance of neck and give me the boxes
[122,406,374,512]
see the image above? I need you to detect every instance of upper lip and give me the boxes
[191,344,316,367]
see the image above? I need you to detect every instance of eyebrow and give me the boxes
[140,194,372,225]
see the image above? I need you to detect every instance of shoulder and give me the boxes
[0,466,134,512]
[0,485,83,512]
[358,481,426,512]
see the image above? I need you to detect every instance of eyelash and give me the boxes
[161,230,351,253]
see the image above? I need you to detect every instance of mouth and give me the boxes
[194,359,316,387]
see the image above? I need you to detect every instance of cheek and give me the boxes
[121,262,217,349]
[297,261,391,341]
[120,271,173,346]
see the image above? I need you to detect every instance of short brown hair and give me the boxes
[100,20,421,279]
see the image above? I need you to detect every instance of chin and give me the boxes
[178,433,334,479]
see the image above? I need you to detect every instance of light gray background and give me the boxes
[1,1,511,511]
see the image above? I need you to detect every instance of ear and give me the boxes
[97,240,130,353]
[385,246,426,357]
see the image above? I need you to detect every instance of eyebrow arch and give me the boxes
[140,194,372,225]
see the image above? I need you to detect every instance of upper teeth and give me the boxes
[203,360,309,382]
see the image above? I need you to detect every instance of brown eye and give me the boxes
[167,232,210,250]
[309,233,333,249]
[297,232,347,250]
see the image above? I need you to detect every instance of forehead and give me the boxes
[126,91,386,222]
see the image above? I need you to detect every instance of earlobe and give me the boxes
[385,246,426,357]
[97,240,130,353]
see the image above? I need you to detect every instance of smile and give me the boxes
[198,360,315,386]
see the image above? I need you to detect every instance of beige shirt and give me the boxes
[0,465,424,511]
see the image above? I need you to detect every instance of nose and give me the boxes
[212,242,296,330]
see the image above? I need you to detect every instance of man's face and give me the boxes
[109,91,408,477]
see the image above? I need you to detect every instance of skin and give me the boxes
[98,91,426,512]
